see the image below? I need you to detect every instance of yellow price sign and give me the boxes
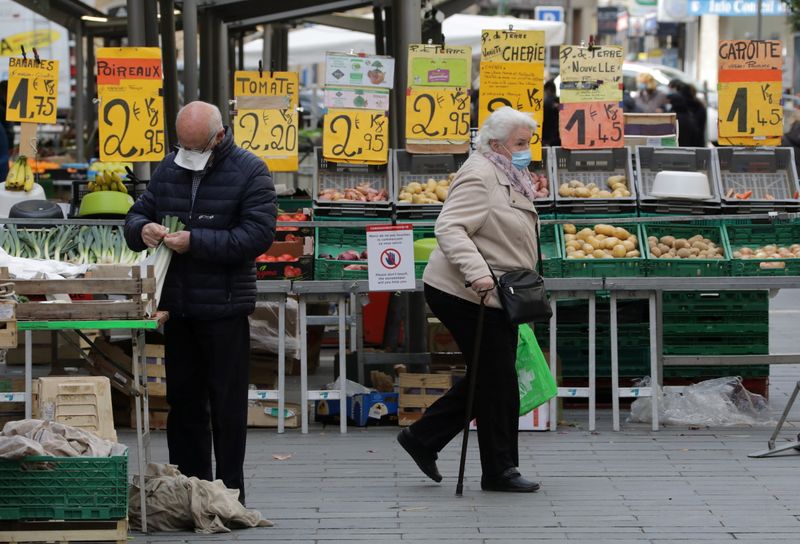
[558,45,623,103]
[323,108,389,164]
[480,29,545,63]
[97,47,165,162]
[6,57,59,123]
[718,82,782,139]
[405,88,470,143]
[233,71,299,171]
[235,109,299,171]
[478,61,544,161]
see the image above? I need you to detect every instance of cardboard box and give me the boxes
[470,403,550,432]
[247,400,300,428]
[624,112,678,148]
[427,318,459,353]
[315,392,399,427]
[33,376,117,442]
[256,237,314,280]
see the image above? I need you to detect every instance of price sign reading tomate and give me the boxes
[405,87,470,142]
[322,108,389,164]
[559,102,623,149]
[97,47,165,162]
[6,57,59,124]
[233,71,299,171]
[718,40,782,142]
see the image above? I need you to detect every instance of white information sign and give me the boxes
[366,224,416,291]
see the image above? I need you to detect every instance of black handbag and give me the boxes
[480,234,552,325]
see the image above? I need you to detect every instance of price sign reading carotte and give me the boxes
[718,40,782,141]
[322,108,389,164]
[408,44,472,88]
[558,45,623,103]
[478,61,544,160]
[6,57,59,124]
[559,102,623,149]
[480,29,546,63]
[405,87,470,143]
[233,71,299,171]
[97,47,164,162]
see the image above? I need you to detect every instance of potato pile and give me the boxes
[647,234,725,259]
[398,175,454,204]
[563,223,640,259]
[558,174,631,199]
[732,244,800,259]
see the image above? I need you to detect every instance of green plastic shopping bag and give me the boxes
[517,324,557,416]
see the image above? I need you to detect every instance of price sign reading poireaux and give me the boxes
[718,40,783,141]
[323,108,389,164]
[234,71,299,171]
[406,87,470,143]
[6,57,59,124]
[97,47,165,162]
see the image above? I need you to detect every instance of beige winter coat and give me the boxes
[422,152,540,309]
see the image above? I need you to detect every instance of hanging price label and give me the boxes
[233,71,299,171]
[559,102,623,149]
[718,82,782,138]
[558,45,623,104]
[323,108,389,164]
[6,57,59,124]
[405,88,470,143]
[97,47,165,162]
[480,29,546,63]
[408,44,472,87]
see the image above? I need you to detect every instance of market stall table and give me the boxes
[253,281,291,432]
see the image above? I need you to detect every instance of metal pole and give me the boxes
[160,0,179,149]
[85,31,95,159]
[127,0,150,180]
[183,0,199,103]
[199,10,214,102]
[237,32,244,70]
[144,0,159,47]
[757,0,763,41]
[392,0,421,149]
[74,24,85,162]
[262,25,273,67]
[217,18,230,125]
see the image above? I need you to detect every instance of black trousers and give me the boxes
[164,314,250,502]
[411,284,520,477]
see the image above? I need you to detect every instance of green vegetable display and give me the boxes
[0,225,145,265]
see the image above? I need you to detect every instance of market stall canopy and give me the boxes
[243,14,566,67]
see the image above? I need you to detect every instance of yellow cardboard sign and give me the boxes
[405,87,470,143]
[323,108,389,164]
[97,47,165,162]
[558,45,623,103]
[718,136,782,147]
[718,81,782,138]
[233,71,299,171]
[408,44,472,88]
[480,29,546,63]
[478,61,544,161]
[6,57,59,123]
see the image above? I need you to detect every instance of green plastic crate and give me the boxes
[662,321,769,335]
[559,222,645,277]
[539,224,563,278]
[314,258,368,280]
[642,223,730,277]
[661,290,769,314]
[0,453,128,521]
[724,222,800,276]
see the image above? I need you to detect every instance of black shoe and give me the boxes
[397,428,442,483]
[481,467,540,493]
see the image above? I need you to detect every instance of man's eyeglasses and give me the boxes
[176,132,216,153]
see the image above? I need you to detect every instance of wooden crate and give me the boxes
[33,376,117,442]
[145,344,167,397]
[0,518,128,544]
[0,300,17,349]
[398,373,452,427]
[1,266,155,321]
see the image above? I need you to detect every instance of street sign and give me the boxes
[534,6,564,22]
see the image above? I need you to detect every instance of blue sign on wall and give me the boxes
[688,0,787,16]
[534,6,565,22]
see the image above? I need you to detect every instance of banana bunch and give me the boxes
[4,156,35,191]
[88,170,129,193]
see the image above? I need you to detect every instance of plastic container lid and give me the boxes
[650,170,712,200]
[414,238,438,262]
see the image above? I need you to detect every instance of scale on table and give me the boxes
[749,380,800,458]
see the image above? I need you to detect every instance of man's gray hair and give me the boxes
[176,101,224,139]
[476,106,537,154]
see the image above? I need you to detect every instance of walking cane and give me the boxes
[456,292,487,496]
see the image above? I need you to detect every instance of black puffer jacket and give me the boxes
[124,127,277,319]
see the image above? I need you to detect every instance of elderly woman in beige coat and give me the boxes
[397,107,540,493]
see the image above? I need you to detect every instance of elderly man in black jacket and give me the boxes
[124,101,277,504]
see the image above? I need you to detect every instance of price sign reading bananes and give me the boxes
[405,87,470,143]
[323,108,389,164]
[6,57,59,124]
[718,40,783,141]
[97,47,165,162]
[559,102,623,149]
[234,71,299,171]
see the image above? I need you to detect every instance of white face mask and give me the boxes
[175,147,213,171]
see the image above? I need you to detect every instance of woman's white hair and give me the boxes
[476,106,537,154]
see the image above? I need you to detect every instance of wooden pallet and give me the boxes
[1,266,155,321]
[0,299,17,348]
[398,373,452,426]
[0,518,128,543]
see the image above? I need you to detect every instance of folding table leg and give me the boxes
[588,294,596,432]
[548,296,558,432]
[299,297,309,434]
[338,297,347,434]
[610,293,620,431]
[278,297,286,434]
[649,292,660,431]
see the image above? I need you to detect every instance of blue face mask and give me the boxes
[507,148,531,170]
